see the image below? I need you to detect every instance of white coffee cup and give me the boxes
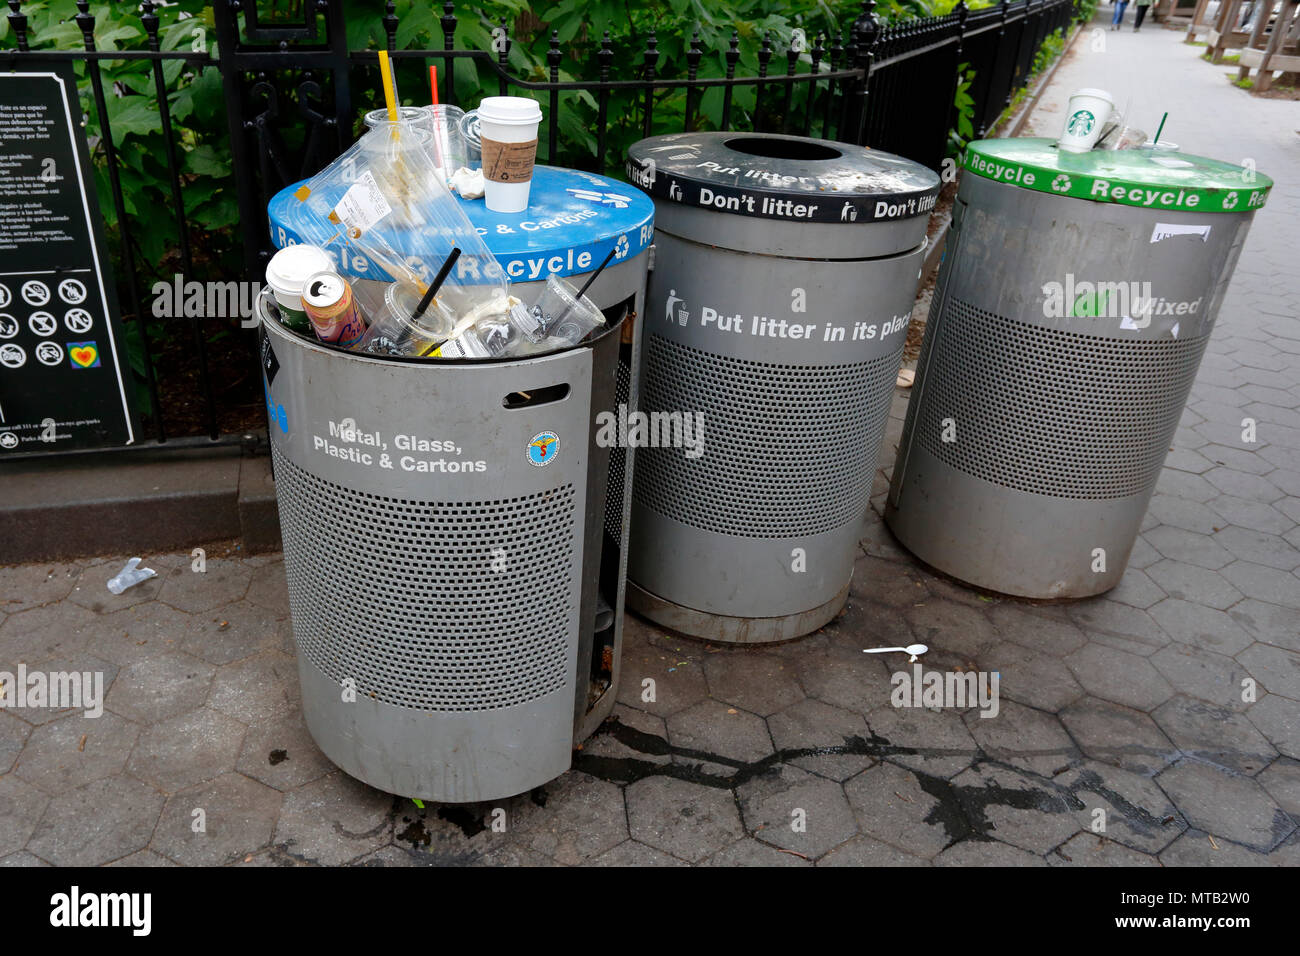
[265,244,334,327]
[476,96,543,213]
[1058,88,1115,153]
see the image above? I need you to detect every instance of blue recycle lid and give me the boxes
[267,165,655,283]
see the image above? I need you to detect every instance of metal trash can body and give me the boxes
[625,133,940,642]
[265,170,654,801]
[886,138,1271,599]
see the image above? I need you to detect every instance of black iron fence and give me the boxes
[0,0,1077,455]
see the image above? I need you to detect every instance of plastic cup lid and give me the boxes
[266,245,334,294]
[477,96,542,125]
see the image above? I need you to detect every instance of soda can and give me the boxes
[302,271,367,347]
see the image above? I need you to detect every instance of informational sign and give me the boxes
[0,64,136,454]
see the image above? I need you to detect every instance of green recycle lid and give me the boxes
[963,138,1272,213]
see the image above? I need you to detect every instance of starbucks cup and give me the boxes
[1057,88,1114,153]
[265,244,334,334]
[477,96,543,213]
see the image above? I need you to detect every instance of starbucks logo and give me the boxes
[1051,174,1073,193]
[1066,109,1095,137]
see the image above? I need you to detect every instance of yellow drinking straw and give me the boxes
[378,49,398,121]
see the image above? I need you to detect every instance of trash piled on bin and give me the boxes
[259,52,606,361]
[1056,87,1178,153]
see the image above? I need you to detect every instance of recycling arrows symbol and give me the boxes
[566,188,634,209]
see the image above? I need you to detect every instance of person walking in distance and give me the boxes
[1111,0,1129,29]
[1133,0,1152,30]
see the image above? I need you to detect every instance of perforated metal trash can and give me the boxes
[263,170,653,802]
[886,139,1272,599]
[624,132,940,642]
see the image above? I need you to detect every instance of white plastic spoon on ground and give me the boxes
[863,643,929,663]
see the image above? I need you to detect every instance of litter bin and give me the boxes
[264,168,654,801]
[624,132,940,642]
[886,138,1272,599]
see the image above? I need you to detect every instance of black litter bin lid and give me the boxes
[627,132,941,225]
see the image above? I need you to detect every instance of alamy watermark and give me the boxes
[595,402,705,459]
[151,274,263,327]
[0,665,104,718]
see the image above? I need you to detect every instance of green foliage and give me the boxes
[1073,0,1099,21]
[1031,25,1065,75]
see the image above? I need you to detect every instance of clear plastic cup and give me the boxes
[422,105,468,180]
[363,106,434,132]
[476,96,542,213]
[459,110,482,166]
[528,274,605,347]
[356,281,455,356]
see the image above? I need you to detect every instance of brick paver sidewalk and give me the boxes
[0,19,1296,866]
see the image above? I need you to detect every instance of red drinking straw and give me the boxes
[429,65,439,106]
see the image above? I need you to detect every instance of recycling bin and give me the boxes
[264,169,654,801]
[624,133,940,642]
[886,139,1272,599]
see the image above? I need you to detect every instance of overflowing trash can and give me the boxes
[886,138,1272,599]
[264,165,654,801]
[624,133,940,642]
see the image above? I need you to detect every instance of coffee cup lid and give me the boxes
[477,96,543,126]
[266,245,333,294]
[1070,88,1115,106]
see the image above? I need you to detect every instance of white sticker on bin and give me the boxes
[333,171,393,234]
[1151,222,1211,243]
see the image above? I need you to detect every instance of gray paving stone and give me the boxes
[1067,600,1171,656]
[844,761,954,859]
[817,833,929,866]
[475,843,558,867]
[703,837,813,866]
[83,600,193,666]
[976,641,1084,712]
[0,712,29,774]
[579,705,671,767]
[235,710,335,791]
[986,604,1088,657]
[1151,644,1253,711]
[208,651,299,724]
[1208,495,1292,535]
[964,700,1080,777]
[128,707,247,792]
[1148,599,1256,655]
[666,698,773,773]
[1199,443,1278,476]
[0,851,50,867]
[13,711,139,794]
[1155,469,1218,503]
[26,775,164,866]
[1048,832,1160,867]
[1257,758,1300,819]
[0,774,48,857]
[107,850,178,867]
[1126,535,1163,571]
[1237,642,1300,701]
[157,559,253,614]
[153,773,283,866]
[105,652,214,724]
[1144,525,1234,570]
[615,626,710,717]
[905,602,999,660]
[859,520,912,563]
[1057,761,1185,853]
[868,698,980,779]
[793,631,895,715]
[1152,695,1276,776]
[182,601,291,665]
[1158,829,1272,866]
[1146,494,1223,535]
[9,653,118,728]
[0,563,81,613]
[933,839,1048,866]
[1064,644,1175,711]
[0,602,98,663]
[851,555,932,608]
[592,839,689,866]
[273,772,393,866]
[1204,467,1283,503]
[702,651,804,717]
[1105,569,1167,610]
[1228,599,1300,653]
[1156,763,1293,853]
[243,561,290,615]
[767,697,872,781]
[1213,526,1300,571]
[1059,696,1177,777]
[1146,559,1243,611]
[737,765,858,859]
[1245,694,1299,760]
[625,776,741,863]
[949,763,1081,854]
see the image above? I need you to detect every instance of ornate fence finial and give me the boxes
[440,2,457,51]
[383,1,398,51]
[726,29,740,76]
[598,30,613,79]
[74,0,96,51]
[548,29,561,80]
[758,30,772,77]
[643,30,659,79]
[7,0,29,52]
